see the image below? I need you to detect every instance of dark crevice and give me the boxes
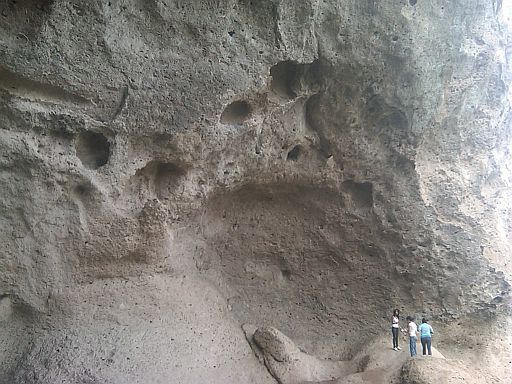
[286,145,302,161]
[304,93,332,158]
[0,66,90,106]
[111,85,129,121]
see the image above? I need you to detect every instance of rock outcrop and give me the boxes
[243,325,501,384]
[244,325,355,383]
[1,0,512,383]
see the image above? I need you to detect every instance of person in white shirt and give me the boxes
[391,309,401,351]
[407,316,418,357]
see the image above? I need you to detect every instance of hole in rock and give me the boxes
[365,95,410,143]
[75,131,110,169]
[74,183,92,196]
[341,180,373,208]
[270,61,299,98]
[286,145,302,161]
[409,0,418,5]
[270,60,322,100]
[220,100,251,125]
[135,160,186,200]
[71,181,100,208]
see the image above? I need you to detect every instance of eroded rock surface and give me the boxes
[1,0,512,383]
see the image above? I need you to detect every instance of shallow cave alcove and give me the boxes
[220,100,252,125]
[75,131,111,169]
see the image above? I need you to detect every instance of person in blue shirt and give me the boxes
[418,318,434,355]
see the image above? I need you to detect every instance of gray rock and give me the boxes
[1,0,511,383]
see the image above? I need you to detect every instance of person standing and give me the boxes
[391,309,401,351]
[407,316,418,357]
[418,318,434,355]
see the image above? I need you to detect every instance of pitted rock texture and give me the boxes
[1,0,512,383]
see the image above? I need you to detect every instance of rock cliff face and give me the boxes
[1,0,512,383]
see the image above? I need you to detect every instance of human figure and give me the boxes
[391,309,401,351]
[418,318,434,355]
[406,316,418,357]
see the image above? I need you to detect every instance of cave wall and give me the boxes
[1,0,511,383]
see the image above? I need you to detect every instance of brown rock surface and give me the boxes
[1,0,512,383]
